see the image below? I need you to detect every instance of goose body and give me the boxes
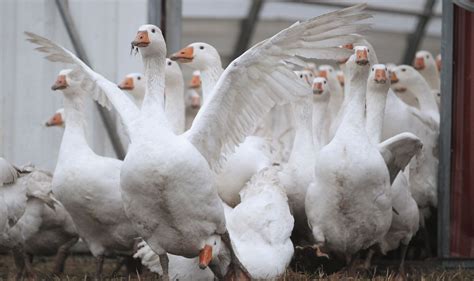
[49,70,138,271]
[306,49,392,259]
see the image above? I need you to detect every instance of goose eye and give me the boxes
[426,55,429,59]
[367,49,370,53]
[372,68,374,71]
[168,62,172,66]
[300,75,303,78]
[151,28,156,33]
[309,73,313,77]
[137,76,141,80]
[324,81,327,84]
[200,46,204,50]
[401,68,407,72]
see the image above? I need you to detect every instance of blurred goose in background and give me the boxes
[336,69,345,88]
[185,70,202,128]
[436,53,441,72]
[118,72,146,107]
[46,69,140,278]
[388,65,439,218]
[413,50,441,107]
[27,5,371,279]
[319,65,343,145]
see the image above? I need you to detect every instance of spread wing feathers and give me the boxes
[0,158,19,186]
[186,4,372,171]
[25,32,139,130]
[379,132,423,185]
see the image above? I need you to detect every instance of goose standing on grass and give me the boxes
[362,64,421,275]
[46,69,140,278]
[413,50,441,107]
[305,48,410,266]
[27,5,371,279]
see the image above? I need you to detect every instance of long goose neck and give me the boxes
[409,79,439,115]
[421,66,440,91]
[313,98,329,150]
[366,83,387,144]
[288,96,314,166]
[201,65,224,102]
[142,56,168,124]
[338,67,369,133]
[61,92,91,153]
[165,78,185,134]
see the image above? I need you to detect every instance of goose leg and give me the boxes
[158,254,169,281]
[95,255,105,280]
[220,231,251,281]
[398,243,408,280]
[12,248,26,280]
[363,248,375,269]
[53,236,78,274]
[124,255,143,276]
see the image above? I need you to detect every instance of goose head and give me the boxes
[189,70,201,89]
[131,24,166,58]
[294,70,314,86]
[338,43,354,64]
[45,108,65,127]
[354,45,369,66]
[170,42,222,70]
[336,70,345,87]
[390,65,422,93]
[312,77,330,101]
[50,69,82,97]
[198,235,224,269]
[164,58,183,87]
[368,64,390,90]
[318,65,335,79]
[118,73,145,102]
[413,50,436,72]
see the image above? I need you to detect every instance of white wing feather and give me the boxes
[25,32,139,133]
[0,158,19,186]
[186,4,371,171]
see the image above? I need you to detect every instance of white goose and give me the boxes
[185,70,202,128]
[171,42,272,207]
[413,50,441,107]
[46,69,139,278]
[363,64,421,274]
[388,65,439,216]
[27,5,371,279]
[305,48,421,265]
[280,76,329,246]
[118,73,146,107]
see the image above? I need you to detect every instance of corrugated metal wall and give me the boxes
[0,0,147,171]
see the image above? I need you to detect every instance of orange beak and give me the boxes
[391,72,399,84]
[374,69,387,84]
[337,74,344,86]
[189,75,201,89]
[436,57,441,71]
[51,75,68,90]
[198,245,212,269]
[45,112,64,127]
[170,46,194,63]
[131,31,150,47]
[355,49,368,65]
[313,82,323,95]
[319,70,328,79]
[118,77,134,90]
[191,95,201,109]
[413,57,425,70]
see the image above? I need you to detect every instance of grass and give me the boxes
[1,254,474,280]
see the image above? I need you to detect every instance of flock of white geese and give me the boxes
[0,3,443,280]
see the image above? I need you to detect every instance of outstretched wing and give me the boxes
[185,4,371,171]
[379,132,423,184]
[25,32,139,135]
